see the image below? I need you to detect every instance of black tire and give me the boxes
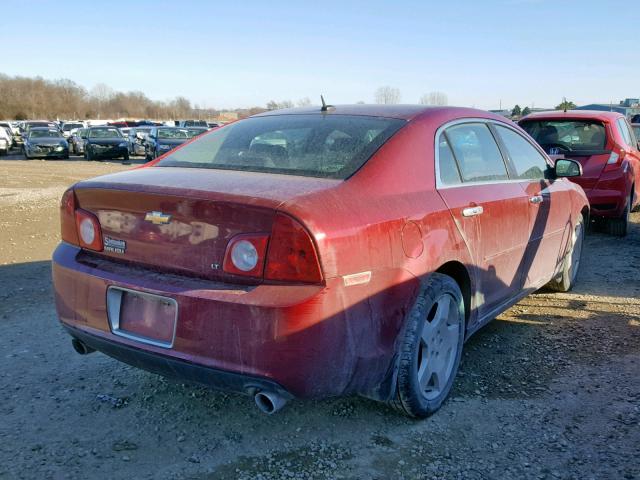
[391,273,465,418]
[86,148,93,161]
[607,194,631,237]
[547,214,584,292]
[123,152,130,161]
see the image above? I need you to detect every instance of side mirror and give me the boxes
[555,159,582,177]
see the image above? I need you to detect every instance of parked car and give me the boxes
[0,122,15,149]
[23,127,69,159]
[52,105,588,418]
[144,126,194,160]
[83,126,129,161]
[127,126,153,156]
[61,122,84,138]
[53,106,588,417]
[68,128,87,155]
[520,110,640,236]
[207,122,220,129]
[0,126,11,155]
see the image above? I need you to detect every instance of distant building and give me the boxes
[575,98,640,118]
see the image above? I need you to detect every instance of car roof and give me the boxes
[253,104,508,122]
[521,110,624,122]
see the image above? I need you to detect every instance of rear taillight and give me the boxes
[60,188,78,245]
[75,209,103,251]
[603,149,625,172]
[265,213,323,283]
[223,234,269,277]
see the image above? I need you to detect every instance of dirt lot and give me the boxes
[1,152,639,480]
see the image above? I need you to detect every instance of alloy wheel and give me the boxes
[417,293,462,400]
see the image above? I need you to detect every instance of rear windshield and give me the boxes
[63,123,83,131]
[520,120,607,153]
[89,127,122,138]
[155,114,406,178]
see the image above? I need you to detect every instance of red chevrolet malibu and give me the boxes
[520,110,640,236]
[53,105,589,417]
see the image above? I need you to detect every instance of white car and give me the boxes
[0,127,12,155]
[61,122,85,138]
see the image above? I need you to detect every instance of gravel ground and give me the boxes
[0,151,639,479]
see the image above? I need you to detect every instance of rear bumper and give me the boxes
[65,324,293,399]
[52,243,412,400]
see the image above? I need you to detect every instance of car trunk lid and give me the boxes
[73,166,340,281]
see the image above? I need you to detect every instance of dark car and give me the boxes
[69,128,87,155]
[23,127,69,159]
[53,105,588,417]
[144,127,196,160]
[84,126,129,161]
[520,110,640,236]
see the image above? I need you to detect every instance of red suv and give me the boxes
[520,111,640,236]
[53,106,589,417]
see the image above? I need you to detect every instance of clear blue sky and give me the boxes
[2,0,638,110]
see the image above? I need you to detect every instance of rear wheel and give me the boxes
[547,214,584,292]
[391,273,465,418]
[86,148,93,161]
[607,194,631,237]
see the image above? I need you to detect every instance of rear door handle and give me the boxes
[529,195,544,204]
[462,206,484,217]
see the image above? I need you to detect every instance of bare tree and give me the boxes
[419,91,448,106]
[266,100,294,110]
[374,86,401,104]
[296,97,312,107]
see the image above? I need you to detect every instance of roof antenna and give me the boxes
[320,95,333,112]
[562,96,568,113]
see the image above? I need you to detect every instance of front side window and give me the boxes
[155,114,406,179]
[494,125,548,180]
[445,123,508,183]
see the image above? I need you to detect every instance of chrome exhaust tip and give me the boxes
[254,391,287,414]
[71,338,95,355]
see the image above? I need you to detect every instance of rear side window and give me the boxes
[494,125,548,180]
[616,118,633,147]
[437,135,462,185]
[445,123,508,183]
[155,114,406,179]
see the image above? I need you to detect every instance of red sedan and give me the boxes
[520,110,640,236]
[53,105,588,417]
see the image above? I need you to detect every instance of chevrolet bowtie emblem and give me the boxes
[144,211,172,225]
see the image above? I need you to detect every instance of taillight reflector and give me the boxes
[75,209,103,251]
[223,234,269,277]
